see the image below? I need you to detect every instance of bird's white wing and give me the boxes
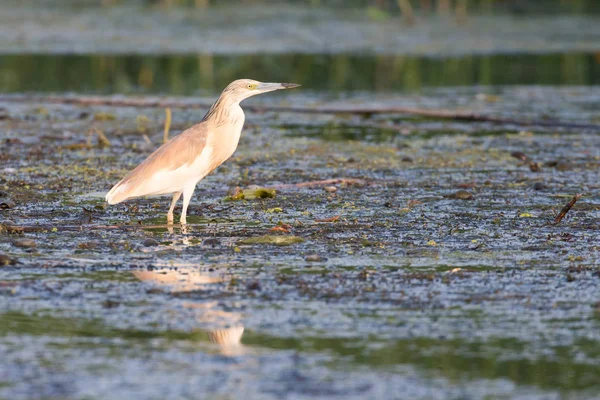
[106,123,212,204]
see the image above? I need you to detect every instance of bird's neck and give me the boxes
[202,93,241,124]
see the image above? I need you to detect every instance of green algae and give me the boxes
[226,187,277,201]
[1,81,599,400]
[237,235,305,246]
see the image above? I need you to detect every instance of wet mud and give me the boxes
[1,85,599,399]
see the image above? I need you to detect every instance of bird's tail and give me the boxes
[105,181,129,205]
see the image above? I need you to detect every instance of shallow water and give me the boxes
[1,83,600,399]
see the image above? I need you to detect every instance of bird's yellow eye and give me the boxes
[247,83,257,90]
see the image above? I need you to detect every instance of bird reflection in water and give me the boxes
[133,267,244,355]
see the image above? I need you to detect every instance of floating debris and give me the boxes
[265,207,283,213]
[93,112,116,121]
[511,151,529,162]
[511,151,541,172]
[0,191,15,209]
[305,254,326,262]
[237,235,304,246]
[0,254,18,266]
[529,162,541,172]
[269,224,292,233]
[554,194,582,224]
[203,238,220,247]
[142,238,159,247]
[315,215,340,223]
[88,128,111,147]
[446,190,473,200]
[0,223,24,234]
[13,238,36,248]
[533,182,545,191]
[246,280,261,291]
[0,199,15,210]
[227,187,276,201]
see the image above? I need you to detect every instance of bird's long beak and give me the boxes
[258,82,301,92]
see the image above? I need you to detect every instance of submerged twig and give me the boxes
[554,194,582,224]
[87,128,111,147]
[142,134,152,146]
[2,94,600,130]
[510,151,540,172]
[315,215,341,223]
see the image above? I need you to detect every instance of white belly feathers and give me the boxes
[139,145,216,196]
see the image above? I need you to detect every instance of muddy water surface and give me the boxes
[1,81,600,399]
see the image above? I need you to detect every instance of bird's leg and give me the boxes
[180,186,195,226]
[167,191,182,224]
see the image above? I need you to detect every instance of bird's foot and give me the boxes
[179,216,188,234]
[180,223,189,235]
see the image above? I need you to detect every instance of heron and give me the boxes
[105,79,300,225]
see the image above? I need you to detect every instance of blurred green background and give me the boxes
[32,0,600,14]
[1,0,599,94]
[2,53,599,94]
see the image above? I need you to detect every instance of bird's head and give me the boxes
[221,79,300,103]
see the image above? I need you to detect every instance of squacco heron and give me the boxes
[105,79,300,224]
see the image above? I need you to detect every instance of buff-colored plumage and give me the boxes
[106,79,299,224]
